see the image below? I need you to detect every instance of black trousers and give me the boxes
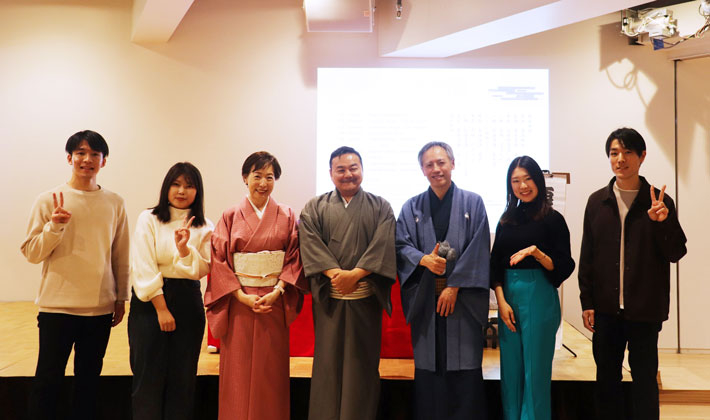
[30,312,113,420]
[413,313,487,420]
[593,312,662,420]
[127,278,205,420]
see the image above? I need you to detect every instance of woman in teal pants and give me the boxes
[491,156,575,420]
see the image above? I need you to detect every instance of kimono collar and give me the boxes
[334,187,363,208]
[246,195,270,219]
[238,195,278,237]
[427,182,454,204]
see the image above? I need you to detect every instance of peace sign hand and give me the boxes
[174,215,194,258]
[51,192,72,224]
[648,185,669,222]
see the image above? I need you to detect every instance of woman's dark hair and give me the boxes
[242,151,282,180]
[500,156,551,224]
[151,162,206,227]
[65,130,109,157]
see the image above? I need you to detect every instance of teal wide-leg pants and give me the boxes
[499,269,561,420]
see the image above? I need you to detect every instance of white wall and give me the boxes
[1,0,706,350]
[677,56,710,351]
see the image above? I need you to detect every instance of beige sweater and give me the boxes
[21,184,130,316]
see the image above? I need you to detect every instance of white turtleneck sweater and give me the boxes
[131,207,214,302]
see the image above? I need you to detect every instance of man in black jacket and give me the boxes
[579,127,687,420]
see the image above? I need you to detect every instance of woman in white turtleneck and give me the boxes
[128,162,214,420]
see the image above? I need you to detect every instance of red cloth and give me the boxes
[207,325,220,349]
[380,280,414,358]
[289,294,315,356]
[289,280,413,358]
[206,274,221,349]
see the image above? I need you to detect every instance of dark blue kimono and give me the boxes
[395,183,491,372]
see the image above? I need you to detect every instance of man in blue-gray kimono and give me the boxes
[395,141,490,420]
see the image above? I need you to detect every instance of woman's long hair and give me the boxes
[151,162,206,227]
[500,156,551,225]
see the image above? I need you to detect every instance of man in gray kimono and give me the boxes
[300,146,397,420]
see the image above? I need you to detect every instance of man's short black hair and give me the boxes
[329,146,362,169]
[605,127,646,157]
[65,130,109,157]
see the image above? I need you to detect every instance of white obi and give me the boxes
[233,250,285,287]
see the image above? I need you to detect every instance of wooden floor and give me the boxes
[2,301,709,419]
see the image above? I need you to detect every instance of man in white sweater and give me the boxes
[21,130,130,420]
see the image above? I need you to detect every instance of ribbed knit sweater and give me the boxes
[21,184,130,316]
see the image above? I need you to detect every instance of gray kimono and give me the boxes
[299,188,396,420]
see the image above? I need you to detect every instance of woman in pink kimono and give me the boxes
[205,151,307,420]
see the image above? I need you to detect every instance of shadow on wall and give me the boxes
[676,57,710,182]
[597,21,675,159]
[128,0,382,89]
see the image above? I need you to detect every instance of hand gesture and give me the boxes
[509,245,538,266]
[156,307,176,332]
[582,309,595,332]
[112,301,125,327]
[648,185,669,222]
[51,192,72,224]
[255,288,281,309]
[420,243,447,276]
[331,270,359,296]
[236,290,273,314]
[498,301,517,332]
[436,286,459,317]
[174,215,194,258]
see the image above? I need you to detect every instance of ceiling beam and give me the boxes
[131,0,195,43]
[379,0,649,57]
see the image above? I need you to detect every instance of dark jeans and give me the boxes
[593,311,662,420]
[128,278,205,420]
[30,312,113,420]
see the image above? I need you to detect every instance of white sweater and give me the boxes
[21,184,130,316]
[131,207,213,301]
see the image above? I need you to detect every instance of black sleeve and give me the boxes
[652,195,687,263]
[541,211,576,288]
[489,221,505,289]
[578,200,595,310]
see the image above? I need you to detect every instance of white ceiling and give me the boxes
[130,0,708,60]
[377,0,651,57]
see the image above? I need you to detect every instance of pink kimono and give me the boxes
[205,197,307,420]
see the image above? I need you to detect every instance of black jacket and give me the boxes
[578,176,687,322]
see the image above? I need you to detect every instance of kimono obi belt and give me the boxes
[233,250,285,287]
[330,280,374,300]
[435,277,447,296]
